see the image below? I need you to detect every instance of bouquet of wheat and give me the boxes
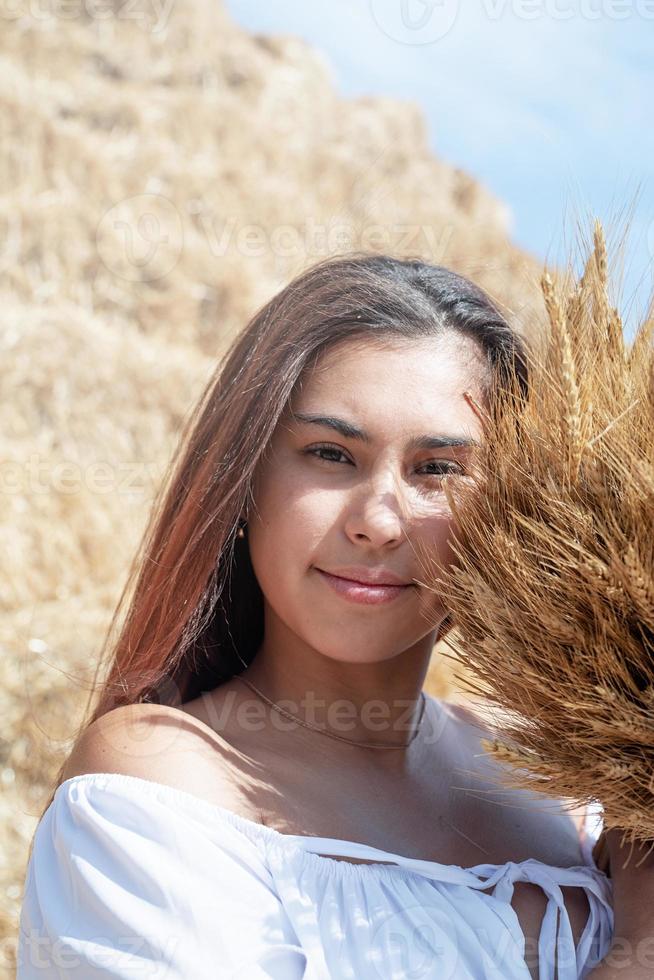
[424,220,654,870]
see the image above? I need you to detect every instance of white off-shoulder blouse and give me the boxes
[17,771,613,979]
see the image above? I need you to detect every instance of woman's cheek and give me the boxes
[411,519,458,608]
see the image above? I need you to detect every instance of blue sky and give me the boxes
[225,0,653,340]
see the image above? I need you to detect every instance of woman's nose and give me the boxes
[345,473,411,545]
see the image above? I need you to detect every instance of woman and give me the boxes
[18,255,615,979]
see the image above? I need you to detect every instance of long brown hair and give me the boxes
[43,251,530,814]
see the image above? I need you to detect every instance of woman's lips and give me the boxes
[315,568,412,605]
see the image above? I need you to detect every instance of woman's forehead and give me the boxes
[289,334,488,416]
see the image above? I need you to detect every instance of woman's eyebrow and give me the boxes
[291,412,479,449]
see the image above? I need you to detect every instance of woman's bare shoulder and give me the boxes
[437,696,489,728]
[432,694,499,745]
[60,701,245,807]
[432,694,588,866]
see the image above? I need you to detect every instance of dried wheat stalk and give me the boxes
[421,219,654,847]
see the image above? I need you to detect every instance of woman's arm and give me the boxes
[586,828,654,979]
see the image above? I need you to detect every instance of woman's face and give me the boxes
[247,332,487,666]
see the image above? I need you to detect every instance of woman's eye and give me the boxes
[305,445,351,465]
[304,446,464,477]
[419,461,465,477]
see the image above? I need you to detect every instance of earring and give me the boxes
[237,525,246,539]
